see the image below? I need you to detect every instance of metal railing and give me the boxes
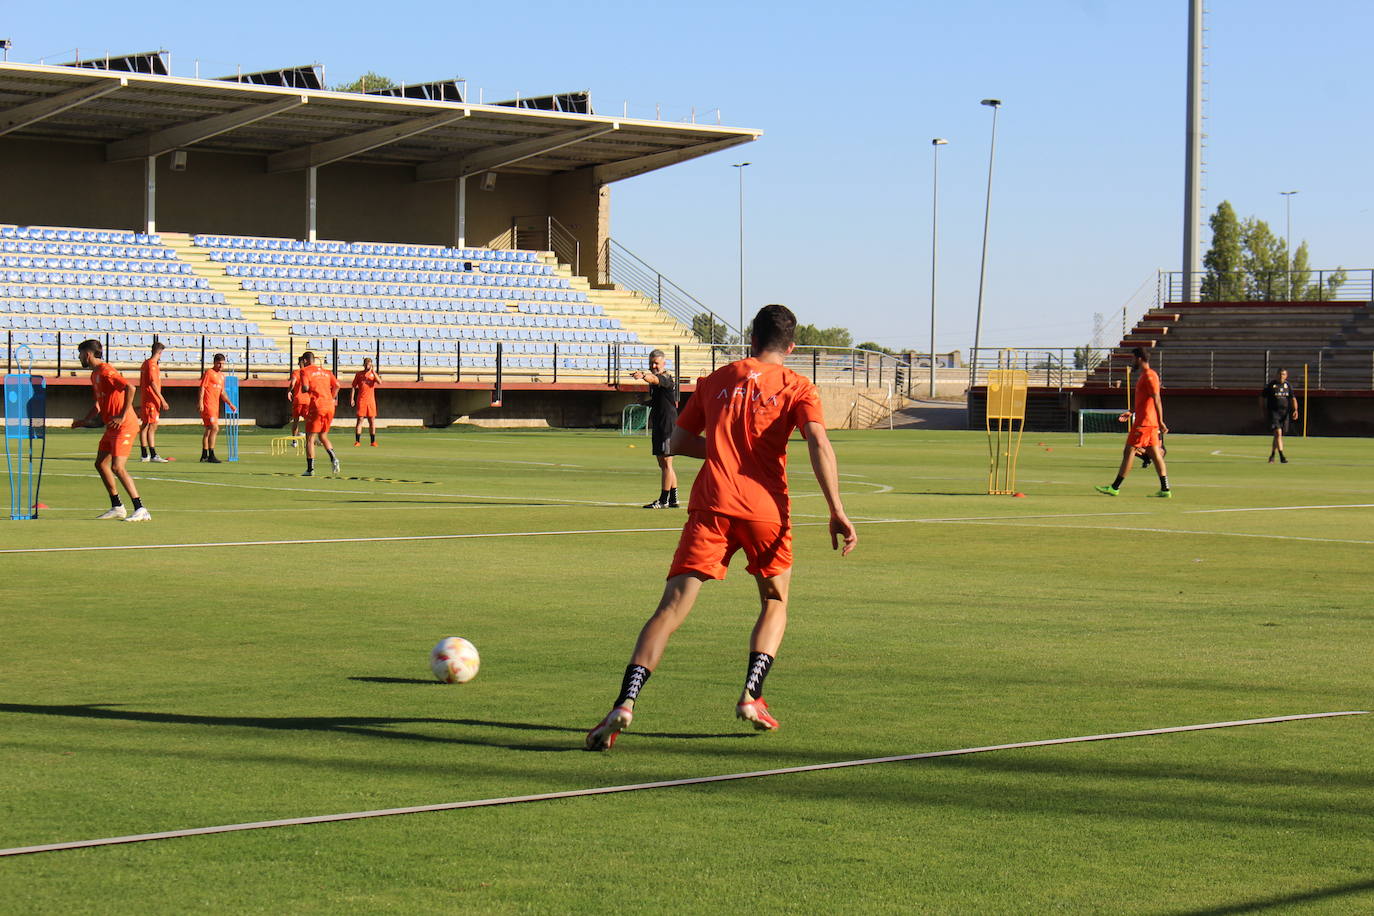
[969,345,1374,391]
[512,215,582,276]
[1158,268,1371,304]
[598,239,738,344]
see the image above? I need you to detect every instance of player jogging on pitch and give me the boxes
[587,304,858,751]
[73,339,152,521]
[138,341,171,463]
[287,355,311,444]
[351,357,381,447]
[299,351,341,477]
[1096,347,1171,498]
[198,353,237,463]
[630,348,679,509]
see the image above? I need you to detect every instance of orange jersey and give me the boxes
[351,370,379,406]
[1134,365,1161,428]
[305,365,339,404]
[200,369,229,414]
[91,363,132,424]
[674,357,825,523]
[139,358,164,410]
[289,368,304,399]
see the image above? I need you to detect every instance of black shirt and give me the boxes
[1263,380,1293,413]
[649,370,678,426]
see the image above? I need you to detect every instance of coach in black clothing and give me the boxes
[631,349,679,508]
[1262,367,1298,463]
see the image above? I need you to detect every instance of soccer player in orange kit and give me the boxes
[199,353,237,463]
[137,341,171,463]
[586,305,857,751]
[72,339,151,521]
[287,354,311,443]
[351,357,381,447]
[1096,347,1171,498]
[299,351,340,477]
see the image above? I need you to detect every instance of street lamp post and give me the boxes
[972,99,1001,380]
[1281,190,1299,300]
[929,138,948,398]
[733,162,751,352]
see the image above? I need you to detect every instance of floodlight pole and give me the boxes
[1281,190,1298,300]
[733,161,751,350]
[972,99,1001,379]
[929,138,948,398]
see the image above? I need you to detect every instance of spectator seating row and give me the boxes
[207,248,552,275]
[5,331,291,367]
[274,308,618,330]
[2,270,211,290]
[306,338,648,357]
[0,284,224,305]
[1,239,178,260]
[294,323,631,344]
[3,301,242,320]
[6,314,261,335]
[223,264,571,288]
[1,256,196,274]
[1,225,156,245]
[196,233,540,262]
[240,278,585,303]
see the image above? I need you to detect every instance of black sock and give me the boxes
[615,664,651,707]
[109,493,123,508]
[658,489,670,504]
[1112,475,1124,490]
[1159,476,1169,491]
[149,448,157,458]
[326,447,337,461]
[668,487,678,502]
[744,652,775,701]
[131,497,144,511]
[307,458,315,472]
[140,446,148,458]
[370,433,376,443]
[355,432,361,443]
[201,448,208,459]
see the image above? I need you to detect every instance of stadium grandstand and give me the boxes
[3,54,930,427]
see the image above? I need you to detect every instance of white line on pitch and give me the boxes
[937,520,1374,546]
[1186,504,1374,514]
[0,711,1362,858]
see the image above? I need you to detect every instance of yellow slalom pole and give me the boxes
[1125,365,1132,416]
[1303,363,1309,438]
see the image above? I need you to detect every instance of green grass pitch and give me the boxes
[1,425,1370,913]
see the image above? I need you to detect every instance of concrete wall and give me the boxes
[0,137,608,269]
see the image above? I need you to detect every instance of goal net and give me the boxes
[1078,408,1128,446]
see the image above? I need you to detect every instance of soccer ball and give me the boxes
[429,636,481,684]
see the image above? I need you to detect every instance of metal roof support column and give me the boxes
[144,156,157,235]
[306,167,318,242]
[455,175,467,247]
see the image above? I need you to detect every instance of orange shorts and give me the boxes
[668,510,792,580]
[138,403,160,424]
[200,410,219,427]
[291,398,311,420]
[98,417,140,458]
[1127,425,1161,450]
[355,400,377,419]
[306,411,335,434]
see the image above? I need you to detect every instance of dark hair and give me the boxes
[752,304,797,354]
[77,339,102,357]
[212,353,226,362]
[301,351,315,364]
[1275,366,1287,376]
[150,341,165,354]
[1131,347,1149,363]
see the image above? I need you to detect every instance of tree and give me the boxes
[333,72,397,93]
[856,341,897,355]
[1201,201,1346,300]
[691,312,730,344]
[794,324,853,348]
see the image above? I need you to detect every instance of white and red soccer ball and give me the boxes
[429,636,481,684]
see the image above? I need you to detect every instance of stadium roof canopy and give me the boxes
[0,61,760,183]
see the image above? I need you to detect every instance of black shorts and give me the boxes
[651,422,674,457]
[1268,409,1291,431]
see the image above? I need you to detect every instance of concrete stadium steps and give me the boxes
[160,232,292,354]
[572,281,712,376]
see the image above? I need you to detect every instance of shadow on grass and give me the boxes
[0,702,754,754]
[1168,877,1374,914]
[349,676,442,685]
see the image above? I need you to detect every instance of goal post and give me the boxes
[1078,408,1128,446]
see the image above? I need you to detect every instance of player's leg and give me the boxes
[303,429,317,475]
[1144,442,1171,497]
[1275,424,1286,462]
[735,521,792,730]
[94,451,128,519]
[1097,441,1136,495]
[139,419,151,460]
[111,452,150,520]
[663,455,678,507]
[368,416,377,445]
[319,426,340,473]
[354,414,363,446]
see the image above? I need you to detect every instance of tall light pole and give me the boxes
[1281,190,1299,300]
[732,161,751,350]
[929,138,948,398]
[972,99,1001,376]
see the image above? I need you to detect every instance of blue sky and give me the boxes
[10,1,1373,354]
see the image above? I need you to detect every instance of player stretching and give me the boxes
[351,358,381,447]
[631,349,679,509]
[138,341,171,463]
[73,339,151,521]
[1097,347,1171,498]
[300,351,340,477]
[287,354,311,444]
[198,353,237,463]
[587,304,857,751]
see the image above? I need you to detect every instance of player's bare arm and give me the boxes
[803,420,857,555]
[667,425,706,460]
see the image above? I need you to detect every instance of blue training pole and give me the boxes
[223,374,240,462]
[4,346,46,520]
